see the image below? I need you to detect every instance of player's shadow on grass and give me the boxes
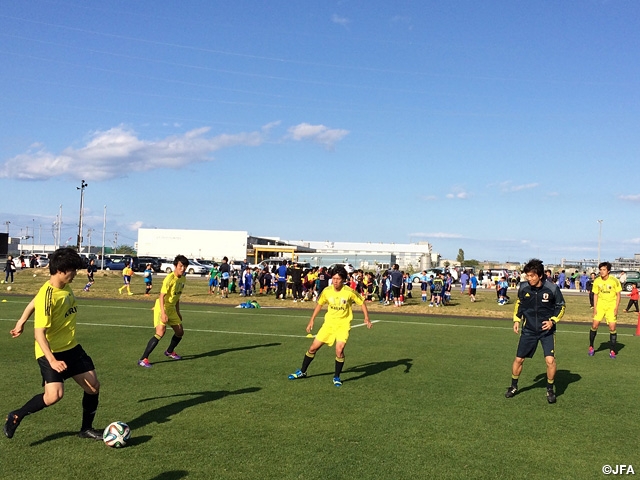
[129,388,260,430]
[519,369,581,397]
[594,341,625,355]
[154,343,281,364]
[314,358,413,381]
[149,470,189,480]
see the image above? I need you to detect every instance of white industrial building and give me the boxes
[284,239,435,271]
[137,228,247,261]
[134,229,435,270]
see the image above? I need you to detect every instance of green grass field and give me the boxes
[0,292,638,479]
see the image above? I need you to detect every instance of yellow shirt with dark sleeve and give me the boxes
[33,281,78,359]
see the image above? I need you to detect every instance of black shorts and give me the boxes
[470,288,477,295]
[392,286,401,298]
[221,278,229,289]
[516,329,555,359]
[38,344,96,385]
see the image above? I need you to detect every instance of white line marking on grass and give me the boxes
[351,320,380,328]
[2,315,635,338]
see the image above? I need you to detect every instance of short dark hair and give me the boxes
[598,261,612,272]
[49,247,85,274]
[330,265,348,281]
[174,255,189,267]
[523,258,544,278]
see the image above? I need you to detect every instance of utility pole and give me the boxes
[76,180,88,252]
[113,232,119,254]
[4,221,9,235]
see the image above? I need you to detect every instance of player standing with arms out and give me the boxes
[4,248,103,440]
[288,266,372,387]
[118,261,133,295]
[588,262,622,358]
[505,258,565,404]
[138,255,189,368]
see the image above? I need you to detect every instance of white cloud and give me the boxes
[420,195,438,201]
[0,125,268,181]
[497,181,539,193]
[619,194,640,202]
[447,192,469,200]
[286,123,349,149]
[129,221,144,231]
[331,14,350,26]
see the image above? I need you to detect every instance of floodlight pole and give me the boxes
[597,219,603,266]
[76,180,88,252]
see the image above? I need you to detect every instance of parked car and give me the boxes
[409,268,444,283]
[612,270,640,292]
[138,256,163,273]
[103,257,128,271]
[162,259,208,275]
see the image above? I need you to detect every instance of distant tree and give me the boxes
[456,249,465,265]
[116,244,136,255]
[465,259,480,268]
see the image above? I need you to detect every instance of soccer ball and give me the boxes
[103,421,131,448]
[144,272,150,277]
[33,273,37,277]
[6,286,12,292]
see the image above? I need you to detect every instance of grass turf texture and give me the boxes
[0,294,638,478]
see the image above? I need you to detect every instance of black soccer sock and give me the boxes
[167,335,183,353]
[15,393,47,418]
[511,375,519,388]
[589,328,597,348]
[335,356,345,378]
[610,330,617,352]
[81,392,99,431]
[301,351,315,373]
[141,334,162,360]
[547,378,555,390]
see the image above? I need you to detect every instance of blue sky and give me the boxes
[1,1,639,264]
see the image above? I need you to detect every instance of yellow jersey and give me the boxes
[593,276,622,306]
[123,266,133,277]
[33,281,79,359]
[161,272,186,308]
[318,284,364,326]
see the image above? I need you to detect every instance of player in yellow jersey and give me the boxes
[288,265,372,387]
[138,255,189,367]
[118,262,134,295]
[4,248,103,440]
[589,262,622,358]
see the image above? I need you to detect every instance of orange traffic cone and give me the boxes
[635,312,640,336]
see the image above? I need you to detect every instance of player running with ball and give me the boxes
[4,248,103,440]
[288,266,372,387]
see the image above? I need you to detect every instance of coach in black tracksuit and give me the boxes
[504,258,566,404]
